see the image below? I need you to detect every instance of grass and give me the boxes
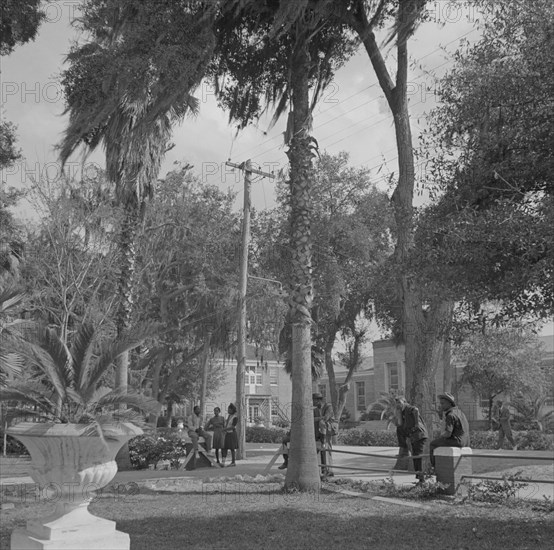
[1,480,553,550]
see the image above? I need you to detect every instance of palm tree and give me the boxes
[59,1,217,394]
[212,1,357,490]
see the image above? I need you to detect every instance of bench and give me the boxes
[178,436,218,470]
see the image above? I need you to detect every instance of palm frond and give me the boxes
[42,328,75,389]
[0,384,59,419]
[70,323,96,391]
[96,388,160,415]
[0,287,25,313]
[0,350,24,385]
[8,338,68,402]
[80,323,158,398]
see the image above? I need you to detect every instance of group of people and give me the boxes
[395,392,471,482]
[178,403,239,468]
[183,392,515,476]
[277,391,474,483]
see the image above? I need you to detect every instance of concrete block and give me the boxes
[435,447,473,495]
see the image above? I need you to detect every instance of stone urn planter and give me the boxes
[7,422,142,550]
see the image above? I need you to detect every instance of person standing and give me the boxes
[429,393,470,467]
[313,392,335,477]
[494,400,517,450]
[395,397,428,483]
[205,407,226,466]
[221,403,239,467]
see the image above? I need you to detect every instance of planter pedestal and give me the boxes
[11,503,130,550]
[7,422,142,550]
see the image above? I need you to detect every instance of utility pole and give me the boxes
[226,159,273,460]
[199,326,212,422]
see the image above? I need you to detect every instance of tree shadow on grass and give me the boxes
[94,488,554,550]
[3,487,552,550]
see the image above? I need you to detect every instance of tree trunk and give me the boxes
[115,205,140,391]
[284,35,320,492]
[405,299,454,439]
[356,23,455,450]
[115,205,140,470]
[200,338,211,423]
[324,335,338,412]
[286,323,319,491]
[148,355,164,426]
[443,339,453,394]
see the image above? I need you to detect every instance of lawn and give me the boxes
[1,480,553,550]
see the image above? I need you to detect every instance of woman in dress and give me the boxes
[205,407,225,466]
[221,403,239,467]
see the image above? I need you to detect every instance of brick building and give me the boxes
[317,335,554,429]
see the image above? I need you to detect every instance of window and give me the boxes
[318,385,327,400]
[356,381,366,411]
[270,367,278,386]
[271,399,279,417]
[246,365,262,386]
[386,362,399,391]
[248,405,260,423]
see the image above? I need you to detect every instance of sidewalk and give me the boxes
[2,445,552,501]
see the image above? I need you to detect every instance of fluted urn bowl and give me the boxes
[8,422,141,490]
[7,421,142,550]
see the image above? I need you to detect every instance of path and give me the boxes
[2,444,552,500]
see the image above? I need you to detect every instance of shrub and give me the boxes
[462,473,529,504]
[334,428,553,450]
[272,418,290,429]
[128,433,189,469]
[468,430,498,449]
[515,430,553,451]
[469,430,553,450]
[0,430,29,456]
[246,426,288,443]
[336,428,398,446]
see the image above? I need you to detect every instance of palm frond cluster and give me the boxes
[0,320,160,425]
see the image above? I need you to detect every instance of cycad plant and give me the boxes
[366,391,403,430]
[0,322,160,427]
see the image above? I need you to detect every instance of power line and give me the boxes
[230,27,478,163]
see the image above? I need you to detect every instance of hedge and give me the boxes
[244,426,554,451]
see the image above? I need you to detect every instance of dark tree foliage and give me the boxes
[210,0,358,130]
[414,0,554,322]
[0,0,47,55]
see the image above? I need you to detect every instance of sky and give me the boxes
[1,1,482,213]
[1,1,552,339]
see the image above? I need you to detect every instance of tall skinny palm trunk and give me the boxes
[115,204,141,469]
[284,37,320,492]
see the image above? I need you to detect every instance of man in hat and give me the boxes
[395,397,428,483]
[313,392,335,477]
[429,393,470,467]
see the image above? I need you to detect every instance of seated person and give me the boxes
[186,405,213,455]
[278,430,291,470]
[429,393,470,467]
